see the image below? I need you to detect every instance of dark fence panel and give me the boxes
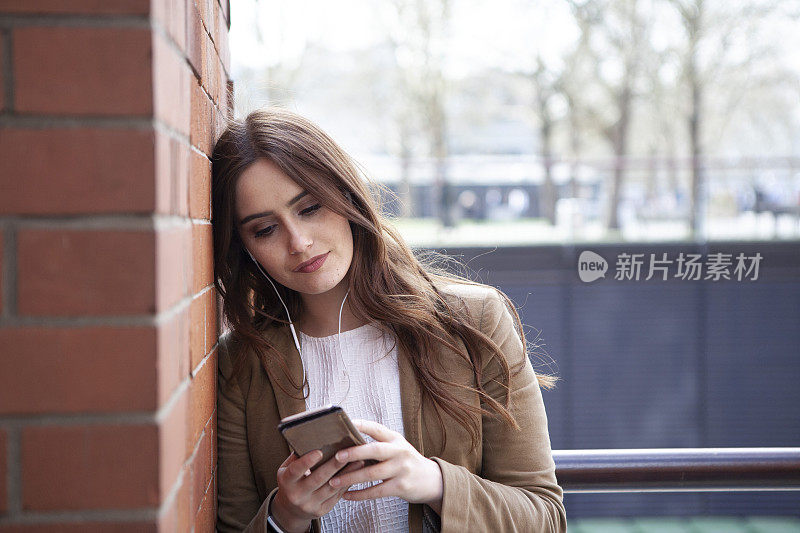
[426,241,800,517]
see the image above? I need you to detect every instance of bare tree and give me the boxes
[665,0,792,238]
[530,56,560,224]
[559,1,604,200]
[568,0,649,231]
[383,0,452,225]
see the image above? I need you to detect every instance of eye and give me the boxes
[300,203,322,216]
[254,224,276,239]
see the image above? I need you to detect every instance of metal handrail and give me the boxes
[553,447,800,492]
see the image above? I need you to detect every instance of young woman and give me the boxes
[213,108,566,533]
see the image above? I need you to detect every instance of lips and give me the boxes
[293,252,329,273]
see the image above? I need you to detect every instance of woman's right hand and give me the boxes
[269,450,363,533]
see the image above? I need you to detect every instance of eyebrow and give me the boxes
[239,191,309,225]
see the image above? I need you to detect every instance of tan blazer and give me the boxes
[217,283,567,532]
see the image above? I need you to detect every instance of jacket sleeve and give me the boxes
[430,289,567,532]
[216,336,272,532]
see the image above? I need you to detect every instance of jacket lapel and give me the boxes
[265,325,307,420]
[397,339,426,533]
[397,344,424,455]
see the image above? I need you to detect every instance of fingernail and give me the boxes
[304,469,311,477]
[336,451,347,461]
[329,478,341,487]
[313,450,323,461]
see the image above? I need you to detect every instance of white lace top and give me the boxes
[298,323,409,533]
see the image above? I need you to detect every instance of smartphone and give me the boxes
[277,405,371,470]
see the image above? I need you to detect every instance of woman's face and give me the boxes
[235,158,354,298]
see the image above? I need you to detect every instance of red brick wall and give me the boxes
[0,1,230,530]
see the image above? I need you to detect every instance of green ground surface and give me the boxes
[568,517,800,533]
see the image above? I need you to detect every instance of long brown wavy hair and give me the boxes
[211,107,556,450]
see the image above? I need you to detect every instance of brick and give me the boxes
[14,27,152,115]
[17,229,156,316]
[153,34,191,136]
[196,0,213,36]
[0,429,6,514]
[187,349,216,457]
[22,424,159,510]
[0,523,156,533]
[157,308,190,408]
[194,472,216,533]
[189,293,205,371]
[155,132,190,215]
[186,0,203,78]
[190,422,215,516]
[215,49,226,108]
[218,0,230,26]
[192,223,213,293]
[226,79,235,118]
[151,0,186,51]
[189,289,218,375]
[0,327,157,414]
[157,471,189,533]
[206,287,219,356]
[0,1,149,15]
[156,225,191,312]
[199,34,214,104]
[190,80,214,155]
[206,37,221,105]
[189,150,211,219]
[215,0,230,74]
[0,128,156,215]
[209,0,221,51]
[159,388,187,504]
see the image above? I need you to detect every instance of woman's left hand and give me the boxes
[327,419,443,514]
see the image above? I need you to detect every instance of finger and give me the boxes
[303,453,348,491]
[340,460,364,476]
[276,452,299,479]
[315,461,366,510]
[309,460,365,504]
[286,450,323,482]
[329,460,394,490]
[278,452,298,469]
[343,479,397,501]
[335,440,396,464]
[352,419,400,442]
[318,480,350,510]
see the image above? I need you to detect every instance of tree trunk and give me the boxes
[689,73,703,239]
[607,82,632,230]
[540,114,557,224]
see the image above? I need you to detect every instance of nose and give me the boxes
[285,221,312,255]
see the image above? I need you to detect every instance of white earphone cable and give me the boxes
[246,248,351,402]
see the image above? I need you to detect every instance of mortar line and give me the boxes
[0,115,153,128]
[0,508,158,525]
[0,15,149,30]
